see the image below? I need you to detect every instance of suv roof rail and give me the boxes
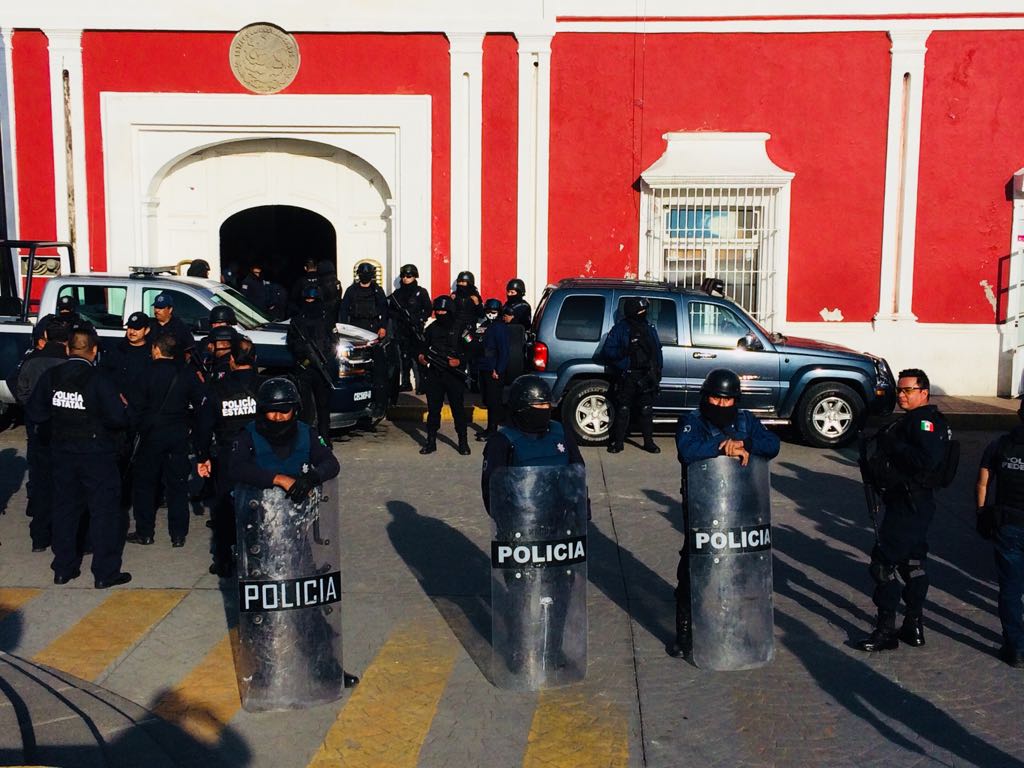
[129,265,181,278]
[701,277,726,297]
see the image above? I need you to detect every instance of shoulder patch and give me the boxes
[920,420,935,432]
[682,424,692,433]
[319,436,328,447]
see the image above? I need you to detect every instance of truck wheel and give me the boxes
[796,382,864,448]
[562,379,613,446]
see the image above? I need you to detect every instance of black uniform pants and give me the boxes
[870,491,935,621]
[481,371,504,432]
[610,370,656,447]
[424,371,468,436]
[396,330,423,389]
[51,449,124,581]
[133,431,192,540]
[26,426,53,548]
[210,452,236,567]
[299,368,332,439]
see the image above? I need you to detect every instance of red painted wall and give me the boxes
[481,34,519,302]
[548,32,891,322]
[80,31,451,295]
[915,31,1024,324]
[12,30,56,242]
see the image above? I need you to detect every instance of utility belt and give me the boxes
[994,504,1024,528]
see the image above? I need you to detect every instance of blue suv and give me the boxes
[526,278,896,448]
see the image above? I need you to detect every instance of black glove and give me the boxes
[287,476,317,502]
[976,506,997,540]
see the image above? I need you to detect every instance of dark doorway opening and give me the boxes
[219,205,336,295]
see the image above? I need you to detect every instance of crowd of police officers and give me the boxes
[11,257,1023,681]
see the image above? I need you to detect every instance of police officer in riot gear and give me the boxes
[476,299,511,440]
[601,296,663,454]
[128,334,208,547]
[241,262,271,311]
[977,399,1024,667]
[17,320,69,552]
[195,336,263,576]
[186,259,211,278]
[340,262,390,416]
[388,263,432,393]
[287,285,338,440]
[418,295,472,455]
[27,327,131,588]
[204,326,236,382]
[229,377,359,692]
[855,368,951,653]
[197,305,239,378]
[482,375,588,685]
[290,258,321,315]
[503,278,531,329]
[451,270,482,335]
[671,368,780,659]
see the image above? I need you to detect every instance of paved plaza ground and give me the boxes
[0,417,1022,767]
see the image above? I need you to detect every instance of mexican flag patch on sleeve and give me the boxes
[920,420,935,432]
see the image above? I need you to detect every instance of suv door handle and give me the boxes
[693,352,717,359]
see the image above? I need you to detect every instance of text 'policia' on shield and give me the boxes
[491,536,587,568]
[238,571,342,612]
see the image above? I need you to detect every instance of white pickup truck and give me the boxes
[0,268,382,428]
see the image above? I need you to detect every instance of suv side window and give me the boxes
[57,284,127,329]
[555,295,606,341]
[688,301,750,348]
[142,288,207,332]
[616,297,677,345]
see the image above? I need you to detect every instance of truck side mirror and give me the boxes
[737,332,763,352]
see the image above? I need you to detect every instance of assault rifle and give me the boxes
[857,430,885,541]
[390,296,472,387]
[289,320,336,388]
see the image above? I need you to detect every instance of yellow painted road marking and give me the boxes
[523,688,629,768]
[34,589,185,681]
[308,615,459,768]
[152,631,240,745]
[0,588,41,623]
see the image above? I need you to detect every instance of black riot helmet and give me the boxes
[483,298,503,313]
[209,325,235,343]
[186,259,210,278]
[623,296,650,320]
[356,262,376,283]
[256,377,301,415]
[400,263,419,279]
[455,270,475,286]
[209,305,237,325]
[433,295,454,313]
[506,278,526,297]
[508,374,552,411]
[700,368,742,401]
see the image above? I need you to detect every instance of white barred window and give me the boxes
[640,133,794,328]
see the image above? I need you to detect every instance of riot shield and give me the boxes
[489,464,588,690]
[686,455,773,671]
[233,475,344,712]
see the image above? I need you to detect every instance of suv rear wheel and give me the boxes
[796,381,864,448]
[562,379,613,446]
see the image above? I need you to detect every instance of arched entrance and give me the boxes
[220,205,336,294]
[152,138,393,288]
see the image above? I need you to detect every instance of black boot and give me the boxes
[642,441,661,454]
[343,671,360,688]
[457,434,471,455]
[898,615,925,647]
[667,603,692,658]
[419,432,437,455]
[854,611,899,652]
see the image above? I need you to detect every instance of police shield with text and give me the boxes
[483,375,588,689]
[674,368,780,669]
[230,377,358,710]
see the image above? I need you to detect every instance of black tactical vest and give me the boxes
[628,325,653,371]
[214,372,262,442]
[350,285,378,323]
[996,434,1024,513]
[50,361,103,441]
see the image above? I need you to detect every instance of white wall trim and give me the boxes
[0,28,17,242]
[516,32,552,306]
[556,17,1024,33]
[875,29,928,323]
[99,92,431,288]
[44,29,90,270]
[448,32,484,286]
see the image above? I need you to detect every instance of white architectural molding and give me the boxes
[1008,168,1024,393]
[0,28,17,242]
[516,32,552,306]
[875,29,928,323]
[448,32,484,285]
[100,93,432,288]
[44,29,90,269]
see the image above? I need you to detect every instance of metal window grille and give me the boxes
[645,185,781,326]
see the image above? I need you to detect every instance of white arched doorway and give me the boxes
[153,138,392,287]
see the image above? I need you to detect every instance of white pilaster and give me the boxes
[516,33,552,307]
[875,30,928,323]
[44,29,89,270]
[0,28,18,241]
[448,32,484,286]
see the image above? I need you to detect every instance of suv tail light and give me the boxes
[529,341,548,371]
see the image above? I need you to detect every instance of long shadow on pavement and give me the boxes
[0,445,27,517]
[385,500,493,679]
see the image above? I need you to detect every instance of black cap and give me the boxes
[153,293,174,309]
[623,296,650,320]
[125,311,149,330]
[56,294,79,312]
